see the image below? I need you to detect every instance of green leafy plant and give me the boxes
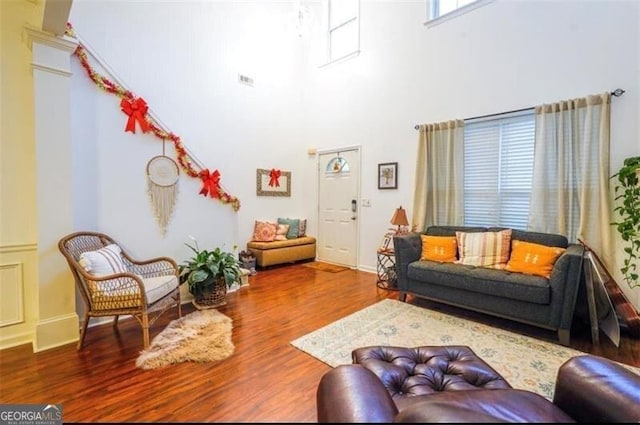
[611,156,640,288]
[178,236,242,296]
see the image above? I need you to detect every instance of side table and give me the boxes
[376,249,398,290]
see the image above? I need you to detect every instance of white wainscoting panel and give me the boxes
[0,262,24,327]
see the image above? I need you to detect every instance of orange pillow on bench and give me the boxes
[505,240,566,279]
[420,235,458,263]
[253,221,277,242]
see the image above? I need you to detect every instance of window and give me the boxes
[463,111,535,229]
[322,0,360,66]
[325,156,350,174]
[426,0,493,26]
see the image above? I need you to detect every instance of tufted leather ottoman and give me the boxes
[352,345,511,411]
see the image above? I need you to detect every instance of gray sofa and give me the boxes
[393,226,585,346]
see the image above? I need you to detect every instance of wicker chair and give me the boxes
[58,231,182,349]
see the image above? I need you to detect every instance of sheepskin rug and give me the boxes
[136,309,234,370]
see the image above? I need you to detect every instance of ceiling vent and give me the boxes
[238,74,254,87]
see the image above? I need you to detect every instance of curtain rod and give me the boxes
[413,88,626,130]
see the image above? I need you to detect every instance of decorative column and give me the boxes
[26,28,80,352]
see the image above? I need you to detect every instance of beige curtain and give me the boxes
[529,93,611,264]
[412,120,464,232]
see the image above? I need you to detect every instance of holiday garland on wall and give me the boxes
[64,22,241,212]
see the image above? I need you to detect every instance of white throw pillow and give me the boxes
[79,244,127,276]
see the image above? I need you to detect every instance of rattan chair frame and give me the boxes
[58,231,182,350]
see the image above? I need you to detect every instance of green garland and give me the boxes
[611,156,640,288]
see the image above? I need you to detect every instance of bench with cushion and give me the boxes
[247,218,316,267]
[247,236,316,267]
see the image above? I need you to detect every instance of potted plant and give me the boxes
[178,236,242,308]
[611,156,640,288]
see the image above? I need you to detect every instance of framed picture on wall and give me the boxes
[256,168,291,197]
[378,162,398,190]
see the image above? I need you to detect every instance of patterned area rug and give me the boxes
[291,299,639,400]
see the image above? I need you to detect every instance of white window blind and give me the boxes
[463,112,535,229]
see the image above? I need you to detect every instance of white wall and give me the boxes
[302,0,640,308]
[69,0,311,267]
[68,0,640,309]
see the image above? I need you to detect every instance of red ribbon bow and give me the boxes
[199,168,221,199]
[269,168,281,187]
[120,97,150,134]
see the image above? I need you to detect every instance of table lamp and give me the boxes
[390,206,409,234]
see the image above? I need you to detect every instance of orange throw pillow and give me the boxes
[253,221,277,242]
[505,240,566,279]
[420,235,458,263]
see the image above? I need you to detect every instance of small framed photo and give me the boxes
[379,233,395,252]
[378,162,398,190]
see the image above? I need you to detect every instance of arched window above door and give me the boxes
[326,156,350,174]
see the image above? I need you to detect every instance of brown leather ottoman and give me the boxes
[317,347,639,422]
[352,345,511,411]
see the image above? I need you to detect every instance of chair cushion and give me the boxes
[395,389,574,423]
[143,275,179,305]
[79,244,127,275]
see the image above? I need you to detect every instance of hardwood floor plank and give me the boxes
[0,264,638,422]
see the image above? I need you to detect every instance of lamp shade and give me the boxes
[390,206,409,227]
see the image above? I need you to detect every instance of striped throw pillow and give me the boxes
[79,244,127,276]
[455,229,512,269]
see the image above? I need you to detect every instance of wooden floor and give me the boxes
[1,263,638,422]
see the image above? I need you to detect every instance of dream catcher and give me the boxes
[146,141,179,236]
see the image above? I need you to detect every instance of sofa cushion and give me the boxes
[395,389,574,423]
[455,229,512,269]
[420,235,457,263]
[425,226,487,237]
[505,240,566,279]
[407,260,550,304]
[510,229,568,248]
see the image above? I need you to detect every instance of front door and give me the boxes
[317,148,360,267]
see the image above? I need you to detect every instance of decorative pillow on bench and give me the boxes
[275,223,290,241]
[278,217,300,239]
[253,220,278,242]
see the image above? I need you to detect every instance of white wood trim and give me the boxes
[0,243,37,253]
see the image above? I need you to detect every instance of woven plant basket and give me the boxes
[192,278,227,310]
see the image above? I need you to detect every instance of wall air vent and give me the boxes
[238,74,254,87]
